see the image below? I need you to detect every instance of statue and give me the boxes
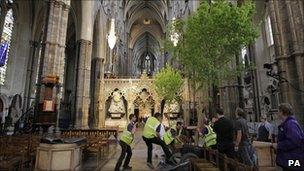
[10,94,22,124]
[108,90,126,117]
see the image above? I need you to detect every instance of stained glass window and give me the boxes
[0,9,14,85]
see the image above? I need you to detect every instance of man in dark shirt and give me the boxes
[213,108,235,158]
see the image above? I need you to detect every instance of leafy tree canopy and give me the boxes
[154,65,183,102]
[166,0,258,89]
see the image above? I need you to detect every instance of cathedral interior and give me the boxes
[0,0,304,170]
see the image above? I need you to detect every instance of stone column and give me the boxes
[182,102,190,126]
[98,77,105,128]
[75,39,92,129]
[268,0,303,123]
[268,0,290,101]
[37,0,70,126]
[90,57,101,128]
[286,0,304,123]
[220,83,239,119]
[182,79,190,126]
[24,41,39,111]
[74,0,94,129]
[97,13,108,128]
[41,0,70,82]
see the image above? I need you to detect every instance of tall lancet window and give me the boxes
[145,54,151,73]
[265,15,274,46]
[0,9,14,85]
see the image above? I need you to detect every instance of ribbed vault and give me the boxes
[133,33,160,75]
[125,0,167,76]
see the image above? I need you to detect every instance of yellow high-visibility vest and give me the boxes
[120,123,134,145]
[204,125,217,147]
[120,130,133,145]
[163,128,175,145]
[143,117,160,139]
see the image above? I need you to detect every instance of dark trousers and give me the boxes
[217,143,235,159]
[115,140,132,171]
[237,145,254,166]
[142,136,172,163]
[217,143,235,171]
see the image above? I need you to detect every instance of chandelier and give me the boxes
[107,18,117,49]
[170,17,179,47]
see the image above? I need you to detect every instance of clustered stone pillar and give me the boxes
[91,57,102,128]
[42,0,69,80]
[219,84,239,119]
[268,0,304,124]
[75,39,92,129]
[24,41,39,110]
[98,78,105,128]
[38,0,70,126]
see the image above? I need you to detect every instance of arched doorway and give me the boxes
[133,89,155,119]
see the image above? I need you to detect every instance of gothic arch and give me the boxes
[124,0,166,76]
[129,27,162,49]
[124,0,168,31]
[132,32,161,76]
[133,88,155,118]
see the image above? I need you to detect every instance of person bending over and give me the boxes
[142,112,173,169]
[115,114,137,171]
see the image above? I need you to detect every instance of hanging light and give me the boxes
[170,17,179,47]
[107,19,117,49]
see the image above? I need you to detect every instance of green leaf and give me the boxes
[165,0,258,88]
[153,65,183,102]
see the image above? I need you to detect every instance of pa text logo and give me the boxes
[288,160,301,167]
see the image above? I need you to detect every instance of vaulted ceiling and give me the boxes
[124,0,168,75]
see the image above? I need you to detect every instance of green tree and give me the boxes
[154,65,183,102]
[166,0,258,105]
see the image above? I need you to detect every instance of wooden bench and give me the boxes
[0,134,41,171]
[191,147,255,171]
[61,128,119,167]
[61,127,119,139]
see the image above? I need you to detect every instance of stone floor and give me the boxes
[99,131,160,171]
